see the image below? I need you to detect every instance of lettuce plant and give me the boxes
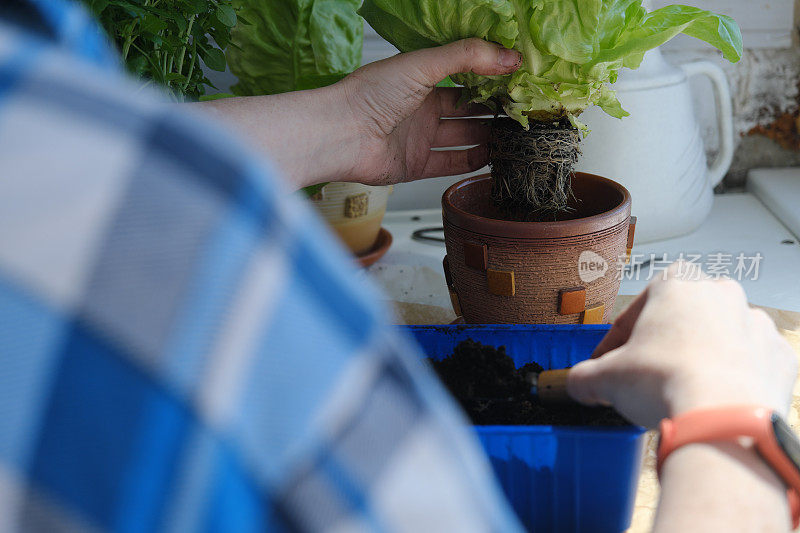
[359,0,742,130]
[227,0,363,97]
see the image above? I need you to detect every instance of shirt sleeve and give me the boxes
[0,19,522,533]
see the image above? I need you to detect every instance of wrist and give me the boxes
[656,405,800,530]
[662,440,770,480]
[664,372,790,420]
[658,441,789,531]
[311,81,363,184]
[667,440,789,496]
[263,84,362,189]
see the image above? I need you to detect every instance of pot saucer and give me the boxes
[357,227,392,268]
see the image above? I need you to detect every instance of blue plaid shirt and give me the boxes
[0,2,522,532]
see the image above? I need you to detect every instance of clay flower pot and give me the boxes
[311,182,392,255]
[442,173,635,324]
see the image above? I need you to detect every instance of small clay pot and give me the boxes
[442,173,634,324]
[311,183,392,255]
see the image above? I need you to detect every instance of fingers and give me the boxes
[432,119,490,147]
[420,145,488,179]
[657,260,709,284]
[749,308,795,370]
[593,261,739,359]
[591,262,691,359]
[591,260,696,358]
[591,290,649,358]
[437,88,493,117]
[566,356,616,407]
[750,307,777,333]
[645,261,711,303]
[407,38,522,88]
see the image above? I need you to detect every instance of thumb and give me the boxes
[404,38,522,88]
[566,355,617,407]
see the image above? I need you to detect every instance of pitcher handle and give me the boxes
[680,61,735,188]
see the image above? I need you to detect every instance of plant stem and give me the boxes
[120,19,138,61]
[175,16,195,79]
[182,41,197,92]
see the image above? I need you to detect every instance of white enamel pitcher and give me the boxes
[576,46,734,244]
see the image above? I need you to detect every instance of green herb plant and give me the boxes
[82,0,238,101]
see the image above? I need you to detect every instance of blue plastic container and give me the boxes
[404,324,645,533]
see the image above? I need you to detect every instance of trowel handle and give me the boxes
[537,369,572,404]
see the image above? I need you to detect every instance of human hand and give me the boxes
[196,39,520,189]
[567,263,797,428]
[337,38,522,185]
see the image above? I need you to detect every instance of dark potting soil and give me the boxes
[429,339,629,427]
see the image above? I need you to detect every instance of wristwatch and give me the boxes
[657,405,800,529]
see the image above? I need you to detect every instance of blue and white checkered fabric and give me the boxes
[0,2,522,532]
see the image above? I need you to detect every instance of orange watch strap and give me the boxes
[657,406,800,529]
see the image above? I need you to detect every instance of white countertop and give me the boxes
[365,193,800,313]
[748,167,800,242]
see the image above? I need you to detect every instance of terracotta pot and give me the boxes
[311,182,392,255]
[442,173,634,324]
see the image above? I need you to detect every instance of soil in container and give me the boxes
[429,339,629,426]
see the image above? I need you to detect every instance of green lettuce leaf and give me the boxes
[358,0,518,52]
[228,0,363,96]
[360,0,742,128]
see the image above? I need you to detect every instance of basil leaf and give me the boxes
[202,47,227,71]
[216,4,237,27]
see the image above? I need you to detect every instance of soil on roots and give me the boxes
[489,117,581,218]
[429,339,629,426]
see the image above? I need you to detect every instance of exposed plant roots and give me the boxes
[489,117,581,217]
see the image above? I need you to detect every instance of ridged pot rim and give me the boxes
[442,172,632,239]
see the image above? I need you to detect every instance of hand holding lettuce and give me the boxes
[222,1,514,192]
[359,0,743,129]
